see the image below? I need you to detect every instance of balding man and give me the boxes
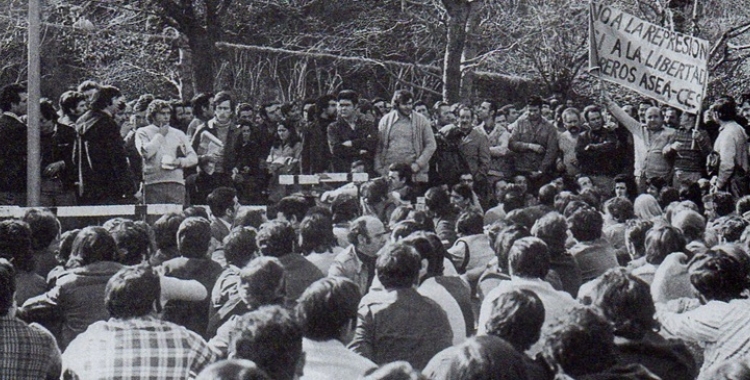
[606,93,675,192]
[328,215,389,295]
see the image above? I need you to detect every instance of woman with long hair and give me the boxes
[266,122,302,203]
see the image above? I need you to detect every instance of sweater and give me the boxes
[135,124,197,185]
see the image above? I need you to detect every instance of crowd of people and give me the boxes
[3,78,750,379]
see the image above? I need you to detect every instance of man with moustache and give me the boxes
[557,107,584,178]
[440,106,490,194]
[576,105,620,196]
[508,95,559,193]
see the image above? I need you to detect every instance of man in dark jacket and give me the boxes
[0,83,28,205]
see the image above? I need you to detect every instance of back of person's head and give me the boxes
[402,231,446,280]
[505,208,539,231]
[713,97,738,122]
[109,219,150,265]
[713,191,735,217]
[57,229,81,268]
[190,93,211,119]
[224,227,259,268]
[583,268,657,340]
[22,208,60,251]
[738,196,750,216]
[708,359,750,380]
[659,186,680,209]
[331,194,360,223]
[456,210,483,236]
[543,307,616,377]
[531,212,567,254]
[633,194,663,220]
[624,219,654,260]
[376,242,420,289]
[689,244,750,302]
[239,257,286,309]
[508,237,550,279]
[424,186,453,217]
[361,361,427,380]
[389,206,414,228]
[493,224,530,270]
[231,305,303,380]
[671,209,706,242]
[361,178,389,205]
[299,214,335,254]
[427,335,529,380]
[707,215,749,245]
[257,220,295,257]
[296,277,361,341]
[90,85,121,111]
[275,196,309,224]
[567,206,603,242]
[183,206,210,220]
[195,359,272,380]
[153,212,185,251]
[69,226,116,266]
[538,184,557,206]
[554,191,581,213]
[59,90,86,117]
[105,264,160,318]
[0,83,26,112]
[644,225,686,265]
[0,220,34,272]
[484,289,545,352]
[0,259,15,316]
[233,208,265,230]
[389,220,421,241]
[207,187,238,218]
[176,217,211,258]
[604,197,634,224]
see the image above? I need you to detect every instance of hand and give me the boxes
[342,140,353,147]
[158,124,170,136]
[359,150,369,155]
[672,142,683,150]
[411,163,420,173]
[529,143,545,154]
[44,161,65,176]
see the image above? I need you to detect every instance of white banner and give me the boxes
[589,1,710,113]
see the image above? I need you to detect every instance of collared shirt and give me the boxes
[62,316,217,380]
[301,338,376,380]
[0,314,61,380]
[569,238,619,283]
[2,111,24,124]
[714,121,749,187]
[329,245,373,294]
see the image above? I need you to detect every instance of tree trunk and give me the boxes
[186,28,215,94]
[459,2,481,102]
[442,0,471,103]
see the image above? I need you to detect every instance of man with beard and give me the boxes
[74,85,135,205]
[576,105,619,196]
[508,96,559,193]
[330,90,379,173]
[192,91,240,184]
[0,83,28,205]
[557,107,584,178]
[375,90,436,183]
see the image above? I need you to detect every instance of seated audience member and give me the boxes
[195,359,272,380]
[186,156,234,206]
[22,208,61,278]
[150,212,185,265]
[583,268,697,380]
[46,228,80,285]
[207,187,240,243]
[656,244,750,379]
[671,209,707,257]
[360,361,428,380]
[707,359,750,380]
[0,220,47,306]
[628,225,686,285]
[360,178,398,226]
[705,215,748,247]
[0,259,61,380]
[477,223,529,300]
[105,219,151,265]
[209,227,259,336]
[349,242,452,370]
[161,217,223,338]
[424,186,459,247]
[531,212,582,297]
[543,307,658,379]
[331,194,360,247]
[300,213,341,274]
[567,206,619,283]
[478,237,579,355]
[484,178,510,225]
[19,226,123,349]
[274,195,309,231]
[406,231,473,344]
[447,210,494,275]
[602,197,635,263]
[62,264,217,379]
[634,193,665,224]
[209,256,286,357]
[228,305,304,380]
[296,277,377,379]
[387,162,417,204]
[329,215,389,295]
[422,336,531,380]
[256,220,323,304]
[624,219,654,264]
[232,207,265,230]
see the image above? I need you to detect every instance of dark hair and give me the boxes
[146,99,172,123]
[425,187,454,217]
[376,242,420,289]
[40,98,57,121]
[389,220,422,241]
[531,212,567,255]
[195,359,271,380]
[658,186,680,209]
[153,213,185,251]
[59,90,86,117]
[738,196,750,216]
[0,259,16,315]
[388,162,413,185]
[402,231,445,281]
[428,335,529,380]
[224,227,259,267]
[567,207,603,241]
[0,220,34,273]
[231,305,303,380]
[708,215,749,244]
[538,184,557,206]
[689,244,750,302]
[207,187,237,218]
[69,226,116,267]
[90,85,122,111]
[0,83,26,112]
[177,217,212,258]
[451,183,473,202]
[337,89,359,105]
[644,225,686,265]
[485,289,545,352]
[603,197,634,224]
[239,257,286,308]
[236,102,254,115]
[456,210,484,235]
[712,97,738,122]
[331,194,360,223]
[361,178,389,205]
[582,105,603,123]
[543,307,616,377]
[624,219,654,259]
[272,121,301,148]
[234,208,265,229]
[508,237,550,278]
[212,91,235,111]
[105,264,160,318]
[296,277,361,341]
[191,93,212,119]
[493,224,530,271]
[713,192,735,217]
[299,214,335,254]
[527,95,544,108]
[391,90,414,107]
[275,196,309,223]
[585,268,657,340]
[257,220,295,257]
[134,94,155,113]
[109,220,150,265]
[183,206,210,220]
[57,229,81,268]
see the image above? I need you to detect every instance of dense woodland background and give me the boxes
[1,0,748,107]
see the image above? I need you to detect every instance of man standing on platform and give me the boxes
[508,95,559,193]
[0,83,28,206]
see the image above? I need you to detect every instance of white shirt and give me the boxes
[300,338,376,380]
